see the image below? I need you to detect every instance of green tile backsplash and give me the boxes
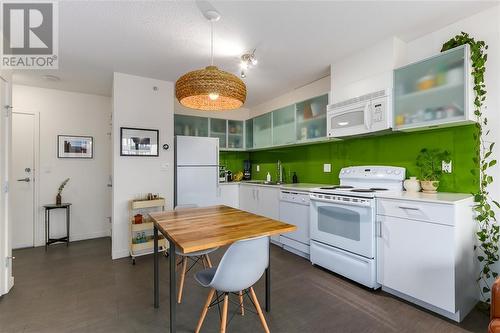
[219,124,478,193]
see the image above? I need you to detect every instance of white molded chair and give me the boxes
[194,236,270,333]
[174,204,218,303]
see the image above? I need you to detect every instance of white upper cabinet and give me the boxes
[393,45,474,131]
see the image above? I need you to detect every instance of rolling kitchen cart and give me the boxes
[129,198,168,265]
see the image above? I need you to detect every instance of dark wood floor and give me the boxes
[0,238,489,333]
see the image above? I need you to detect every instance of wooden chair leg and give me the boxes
[177,257,188,303]
[249,287,270,333]
[205,254,213,268]
[239,291,245,316]
[195,288,216,333]
[201,255,207,269]
[220,293,229,333]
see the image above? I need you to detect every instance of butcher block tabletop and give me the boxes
[149,205,297,254]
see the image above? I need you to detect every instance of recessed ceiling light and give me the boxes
[41,74,61,82]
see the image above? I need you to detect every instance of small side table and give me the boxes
[43,203,72,251]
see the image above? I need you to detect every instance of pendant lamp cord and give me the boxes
[210,20,214,66]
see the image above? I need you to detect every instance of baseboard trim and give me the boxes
[35,230,111,247]
[112,248,130,260]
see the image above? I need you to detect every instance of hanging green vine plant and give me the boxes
[442,32,499,303]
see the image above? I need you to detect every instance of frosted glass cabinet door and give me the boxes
[296,94,328,141]
[253,113,272,148]
[273,105,295,145]
[174,114,209,137]
[227,120,244,149]
[245,119,253,149]
[210,118,227,148]
[394,45,470,130]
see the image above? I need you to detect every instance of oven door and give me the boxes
[327,101,370,138]
[310,196,375,258]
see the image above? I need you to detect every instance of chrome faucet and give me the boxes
[277,160,283,183]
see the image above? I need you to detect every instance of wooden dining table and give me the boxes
[150,205,297,333]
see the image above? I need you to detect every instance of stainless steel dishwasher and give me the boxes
[279,190,310,259]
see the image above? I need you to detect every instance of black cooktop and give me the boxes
[319,185,354,190]
[350,187,389,193]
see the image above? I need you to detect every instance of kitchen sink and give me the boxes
[244,180,285,186]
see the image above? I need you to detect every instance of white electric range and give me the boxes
[309,166,405,289]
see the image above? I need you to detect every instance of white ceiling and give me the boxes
[12,1,497,107]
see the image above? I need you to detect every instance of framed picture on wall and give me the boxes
[57,135,93,159]
[120,127,159,157]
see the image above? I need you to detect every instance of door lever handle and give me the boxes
[17,177,30,182]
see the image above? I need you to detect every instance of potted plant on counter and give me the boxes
[416,148,450,193]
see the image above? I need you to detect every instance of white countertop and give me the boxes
[376,191,473,204]
[220,181,330,192]
[280,183,330,192]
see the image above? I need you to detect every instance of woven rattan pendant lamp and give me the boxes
[175,10,246,111]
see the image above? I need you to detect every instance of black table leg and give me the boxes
[44,209,48,251]
[265,238,270,312]
[66,206,70,246]
[154,225,159,308]
[169,238,176,333]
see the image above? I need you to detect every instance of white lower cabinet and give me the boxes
[218,184,240,208]
[239,184,280,242]
[239,184,258,213]
[376,197,477,322]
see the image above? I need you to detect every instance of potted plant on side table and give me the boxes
[56,178,70,205]
[416,148,450,193]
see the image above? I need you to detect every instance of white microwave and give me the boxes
[327,89,392,138]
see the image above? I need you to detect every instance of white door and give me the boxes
[0,77,13,296]
[11,112,35,249]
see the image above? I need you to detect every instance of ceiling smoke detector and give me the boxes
[41,74,61,82]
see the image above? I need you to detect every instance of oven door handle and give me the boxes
[310,196,371,208]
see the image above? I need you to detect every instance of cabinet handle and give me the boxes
[398,206,420,211]
[376,221,382,238]
[256,189,259,200]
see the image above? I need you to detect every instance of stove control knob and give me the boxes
[386,170,391,174]
[394,170,401,175]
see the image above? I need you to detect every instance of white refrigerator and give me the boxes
[175,136,219,207]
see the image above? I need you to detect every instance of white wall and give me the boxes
[0,73,13,295]
[331,37,407,103]
[12,85,112,246]
[112,73,174,259]
[249,76,330,118]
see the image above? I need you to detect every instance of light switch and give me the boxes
[442,160,452,173]
[160,163,169,171]
[256,165,260,172]
[323,164,331,173]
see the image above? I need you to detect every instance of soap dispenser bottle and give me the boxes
[266,172,271,182]
[292,172,298,183]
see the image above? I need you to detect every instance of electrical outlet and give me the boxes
[323,164,331,173]
[442,160,452,173]
[256,165,260,172]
